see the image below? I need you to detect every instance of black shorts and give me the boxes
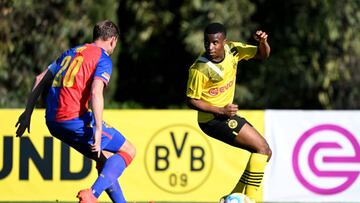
[198,115,250,145]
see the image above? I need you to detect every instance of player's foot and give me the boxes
[219,193,256,203]
[76,188,98,203]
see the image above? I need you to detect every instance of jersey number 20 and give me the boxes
[52,55,84,87]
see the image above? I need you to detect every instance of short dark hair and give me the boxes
[204,22,227,37]
[93,20,120,41]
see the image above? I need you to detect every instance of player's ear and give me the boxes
[110,36,117,47]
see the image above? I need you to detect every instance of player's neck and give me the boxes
[94,40,111,55]
[206,52,225,63]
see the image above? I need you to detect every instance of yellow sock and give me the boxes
[231,175,246,194]
[232,153,268,202]
[244,153,268,202]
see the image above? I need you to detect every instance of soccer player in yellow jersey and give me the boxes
[186,22,272,203]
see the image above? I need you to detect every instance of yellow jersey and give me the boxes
[186,41,257,123]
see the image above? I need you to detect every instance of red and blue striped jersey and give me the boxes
[46,43,112,121]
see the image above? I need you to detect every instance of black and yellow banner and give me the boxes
[0,109,264,202]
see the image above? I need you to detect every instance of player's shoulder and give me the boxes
[190,62,208,75]
[77,44,103,54]
[78,44,111,61]
[226,41,249,49]
[88,44,111,60]
[59,44,87,56]
[190,53,210,71]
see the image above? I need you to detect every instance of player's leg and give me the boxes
[231,122,272,202]
[232,122,272,156]
[46,117,100,203]
[48,114,136,202]
[104,182,125,203]
[95,151,126,203]
[90,120,136,201]
[199,115,271,202]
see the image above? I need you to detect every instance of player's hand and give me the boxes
[254,30,268,43]
[223,103,238,117]
[92,129,102,158]
[15,111,31,137]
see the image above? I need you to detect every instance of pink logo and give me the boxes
[208,80,234,96]
[208,88,218,96]
[292,124,360,195]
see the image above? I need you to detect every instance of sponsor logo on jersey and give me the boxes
[208,80,234,96]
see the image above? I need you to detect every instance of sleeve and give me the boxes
[94,54,112,86]
[231,42,258,61]
[186,68,207,99]
[47,61,57,75]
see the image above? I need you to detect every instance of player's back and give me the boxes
[46,44,112,122]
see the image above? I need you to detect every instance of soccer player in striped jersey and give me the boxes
[16,20,135,203]
[186,22,272,203]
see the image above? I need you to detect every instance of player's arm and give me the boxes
[253,30,271,60]
[186,67,238,117]
[186,97,238,117]
[15,68,53,137]
[90,79,105,158]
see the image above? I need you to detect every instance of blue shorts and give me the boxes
[46,111,126,160]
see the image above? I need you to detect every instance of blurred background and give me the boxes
[2,0,360,110]
[2,1,360,203]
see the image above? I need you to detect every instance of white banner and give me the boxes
[263,110,360,202]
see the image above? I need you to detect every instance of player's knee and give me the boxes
[126,140,136,159]
[265,146,272,161]
[257,142,272,161]
[117,140,136,167]
[128,146,136,161]
[117,151,134,167]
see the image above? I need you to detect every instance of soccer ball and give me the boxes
[219,193,254,203]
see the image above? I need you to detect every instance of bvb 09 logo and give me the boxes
[144,124,213,194]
